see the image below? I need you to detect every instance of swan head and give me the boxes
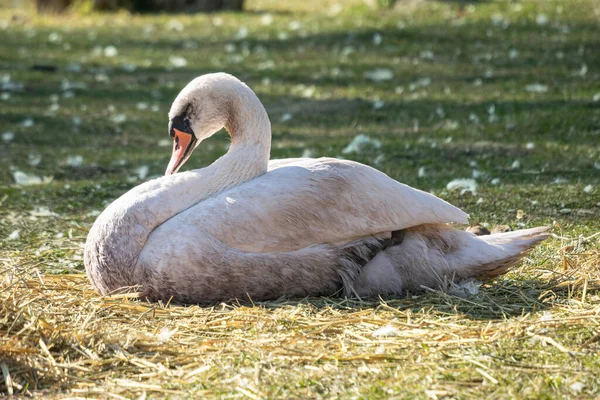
[165,73,248,175]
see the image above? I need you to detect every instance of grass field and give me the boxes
[1,0,599,398]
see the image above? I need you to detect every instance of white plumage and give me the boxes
[84,73,549,303]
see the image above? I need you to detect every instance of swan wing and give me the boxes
[165,158,469,252]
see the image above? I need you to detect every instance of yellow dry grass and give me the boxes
[1,233,598,398]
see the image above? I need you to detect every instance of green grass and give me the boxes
[1,0,599,398]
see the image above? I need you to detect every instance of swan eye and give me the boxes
[169,114,194,138]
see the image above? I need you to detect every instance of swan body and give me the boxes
[84,73,549,303]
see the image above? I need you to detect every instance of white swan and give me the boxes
[84,73,549,303]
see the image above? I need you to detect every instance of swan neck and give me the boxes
[224,88,271,161]
[85,79,273,294]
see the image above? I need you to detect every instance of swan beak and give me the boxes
[166,128,197,175]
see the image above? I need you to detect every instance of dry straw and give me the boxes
[1,232,598,398]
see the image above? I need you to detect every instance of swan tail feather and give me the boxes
[353,224,550,297]
[470,226,551,278]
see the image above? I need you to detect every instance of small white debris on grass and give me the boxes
[593,93,600,102]
[158,327,174,343]
[169,56,188,68]
[444,120,459,131]
[594,161,600,170]
[234,27,248,40]
[47,103,60,113]
[66,155,84,167]
[372,33,382,46]
[288,21,302,31]
[21,118,35,127]
[525,83,548,93]
[446,178,477,195]
[553,177,568,184]
[364,68,393,81]
[280,113,293,122]
[509,48,519,59]
[67,63,82,73]
[409,77,431,91]
[574,64,588,77]
[342,134,381,154]
[257,60,276,70]
[536,14,549,26]
[28,153,42,166]
[477,197,484,204]
[487,104,497,122]
[61,79,87,91]
[583,184,593,193]
[135,165,149,180]
[2,81,23,92]
[136,102,148,110]
[526,142,536,149]
[158,139,171,147]
[95,73,110,83]
[435,106,445,118]
[420,50,434,60]
[7,230,20,240]
[329,3,343,16]
[341,45,354,57]
[447,279,481,298]
[121,63,137,72]
[569,382,584,393]
[110,113,127,124]
[491,13,504,26]
[302,149,314,158]
[372,99,384,110]
[372,324,401,337]
[374,154,385,166]
[511,160,521,169]
[48,32,62,42]
[103,45,118,58]
[539,311,553,321]
[12,170,51,186]
[418,166,426,178]
[261,13,273,25]
[472,169,484,179]
[300,85,315,98]
[167,19,184,32]
[468,113,481,124]
[30,206,59,217]
[2,131,14,142]
[491,178,501,185]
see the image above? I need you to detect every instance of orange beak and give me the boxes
[165,128,197,175]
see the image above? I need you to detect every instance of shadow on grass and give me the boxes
[207,276,567,321]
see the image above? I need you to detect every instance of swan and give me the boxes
[84,73,550,303]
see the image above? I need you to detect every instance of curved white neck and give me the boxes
[85,90,272,292]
